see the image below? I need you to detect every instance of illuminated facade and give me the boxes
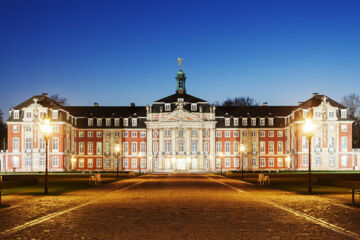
[1,69,358,173]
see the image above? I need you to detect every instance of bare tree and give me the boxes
[219,96,259,107]
[342,93,360,148]
[0,109,7,150]
[50,94,70,106]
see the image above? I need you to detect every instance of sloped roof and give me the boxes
[216,106,297,117]
[12,95,61,110]
[154,93,207,103]
[62,106,147,118]
[298,94,346,109]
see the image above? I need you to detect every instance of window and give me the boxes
[132,131,138,138]
[141,159,146,167]
[87,159,93,168]
[123,158,129,168]
[140,131,146,138]
[204,141,209,153]
[26,125,32,132]
[234,118,239,126]
[154,130,159,137]
[204,130,209,137]
[233,131,239,137]
[303,109,308,118]
[153,142,158,153]
[225,142,230,153]
[260,131,265,137]
[268,118,274,126]
[341,155,348,167]
[12,156,19,168]
[315,156,321,167]
[87,142,93,155]
[192,141,197,153]
[341,136,347,151]
[96,142,102,154]
[25,137,32,150]
[178,130,183,137]
[40,156,45,167]
[192,129,197,137]
[242,118,247,126]
[251,131,256,137]
[225,131,230,138]
[52,110,58,119]
[302,156,308,166]
[251,118,256,126]
[132,159,137,168]
[178,98,184,102]
[268,131,274,137]
[106,119,111,126]
[216,158,221,167]
[252,141,257,153]
[96,158,102,168]
[123,142,128,154]
[79,131,84,138]
[79,159,84,168]
[165,129,171,137]
[52,137,59,152]
[315,137,321,149]
[315,111,321,119]
[123,118,128,127]
[25,157,32,167]
[329,156,335,167]
[165,141,171,153]
[341,110,347,119]
[96,131,102,138]
[165,103,171,111]
[114,118,120,127]
[216,131,221,137]
[328,111,335,118]
[140,142,146,153]
[132,118,137,127]
[268,141,274,154]
[329,137,335,149]
[277,131,283,137]
[88,131,93,138]
[225,118,230,126]
[79,142,85,154]
[260,158,266,167]
[88,119,93,126]
[123,131,128,138]
[302,136,308,150]
[234,158,239,167]
[225,158,231,167]
[191,103,197,111]
[97,118,102,126]
[216,142,222,152]
[269,158,274,167]
[40,138,45,150]
[105,142,110,155]
[277,158,283,167]
[252,158,257,166]
[234,142,239,153]
[341,125,348,132]
[260,141,265,154]
[242,131,248,137]
[105,158,110,168]
[132,142,137,154]
[178,141,184,152]
[260,118,265,126]
[13,125,19,133]
[14,111,19,119]
[277,141,283,154]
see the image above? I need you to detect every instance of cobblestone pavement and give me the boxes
[1,174,360,240]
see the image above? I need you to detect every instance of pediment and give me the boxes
[160,109,204,122]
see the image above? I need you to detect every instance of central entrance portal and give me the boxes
[177,158,186,170]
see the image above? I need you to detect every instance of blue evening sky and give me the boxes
[1,0,360,118]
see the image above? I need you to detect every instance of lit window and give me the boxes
[87,142,93,155]
[341,125,348,132]
[123,142,128,154]
[13,125,19,133]
[341,110,347,119]
[260,131,265,137]
[216,131,221,137]
[96,131,102,138]
[234,118,239,126]
[260,118,265,126]
[26,112,32,118]
[342,155,348,167]
[52,110,58,119]
[88,119,93,126]
[132,142,137,154]
[79,131,84,138]
[278,158,283,167]
[140,131,146,137]
[191,129,197,137]
[302,156,308,166]
[191,103,197,111]
[225,142,230,153]
[269,158,274,167]
[88,131,93,138]
[260,158,266,167]
[52,137,59,152]
[225,118,230,126]
[233,131,239,137]
[132,118,137,127]
[97,118,102,126]
[268,118,274,126]
[132,131,137,138]
[96,158,102,168]
[106,119,111,126]
[52,156,59,167]
[242,118,247,126]
[87,159,93,168]
[123,118,128,127]
[268,131,274,137]
[165,103,171,111]
[114,118,120,127]
[225,131,230,138]
[277,131,283,137]
[251,118,256,126]
[216,142,222,152]
[225,158,231,167]
[14,111,20,119]
[123,131,128,138]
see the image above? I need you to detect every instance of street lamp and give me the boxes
[40,118,52,194]
[303,117,315,194]
[71,156,76,170]
[286,155,291,170]
[114,143,120,180]
[138,153,142,175]
[240,144,245,180]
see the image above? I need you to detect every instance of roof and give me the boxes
[62,106,147,118]
[299,94,346,109]
[154,93,207,103]
[215,106,297,117]
[12,95,61,110]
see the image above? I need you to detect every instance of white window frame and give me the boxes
[225,118,230,126]
[165,103,171,111]
[191,103,197,111]
[132,118,137,127]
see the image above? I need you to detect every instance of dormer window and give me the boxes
[268,118,274,126]
[106,118,111,127]
[328,111,335,118]
[251,118,256,126]
[234,118,239,126]
[97,118,102,126]
[132,118,137,127]
[114,118,120,127]
[123,118,128,127]
[341,109,347,119]
[177,98,184,102]
[14,110,20,119]
[303,109,308,118]
[225,118,230,126]
[242,118,247,126]
[26,112,32,119]
[165,103,171,111]
[191,103,197,111]
[52,110,58,119]
[88,118,93,127]
[260,118,265,126]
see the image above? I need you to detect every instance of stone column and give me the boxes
[159,128,164,170]
[210,128,216,172]
[186,128,191,169]
[199,128,203,170]
[146,128,152,172]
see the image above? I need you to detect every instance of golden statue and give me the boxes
[178,57,183,69]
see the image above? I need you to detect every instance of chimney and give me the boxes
[263,102,268,106]
[94,102,99,107]
[41,93,48,97]
[298,101,304,105]
[312,92,319,97]
[130,102,135,107]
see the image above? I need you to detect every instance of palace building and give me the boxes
[1,68,358,173]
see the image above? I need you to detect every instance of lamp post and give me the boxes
[40,118,52,194]
[303,117,315,194]
[219,152,223,175]
[71,156,76,170]
[114,143,120,180]
[240,144,245,180]
[286,155,291,170]
[138,153,142,175]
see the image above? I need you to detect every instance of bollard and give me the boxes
[0,176,2,206]
[352,188,355,206]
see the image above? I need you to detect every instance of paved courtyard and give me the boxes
[1,174,360,239]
